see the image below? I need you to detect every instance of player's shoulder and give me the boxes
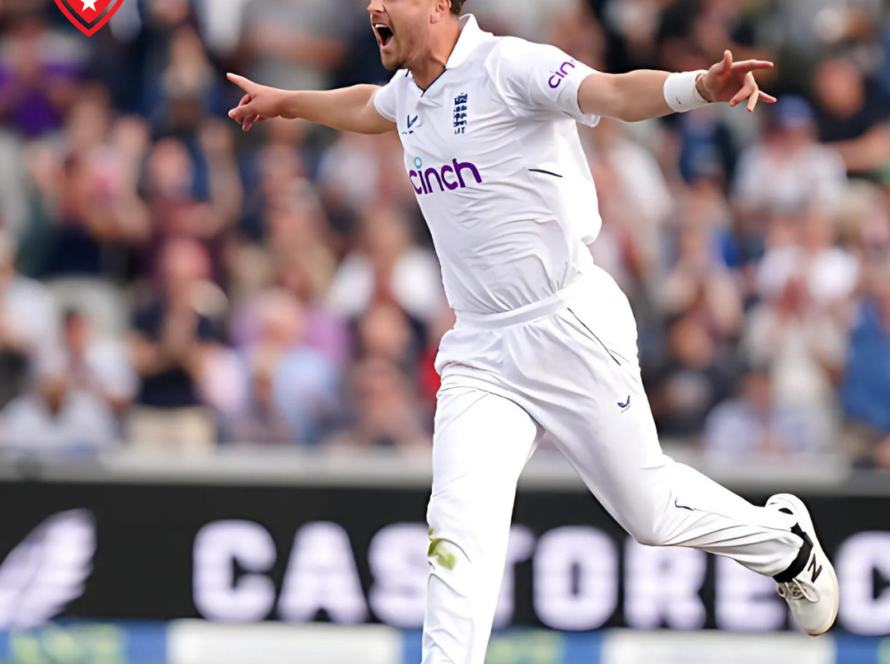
[487,36,564,65]
[483,36,567,83]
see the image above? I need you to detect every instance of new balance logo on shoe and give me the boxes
[809,555,824,583]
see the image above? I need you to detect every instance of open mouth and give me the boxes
[373,23,394,49]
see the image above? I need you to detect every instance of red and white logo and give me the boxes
[54,0,126,37]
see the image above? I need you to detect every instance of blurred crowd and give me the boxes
[0,0,889,468]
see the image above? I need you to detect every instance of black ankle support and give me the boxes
[773,523,814,583]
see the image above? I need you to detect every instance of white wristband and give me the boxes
[664,70,710,113]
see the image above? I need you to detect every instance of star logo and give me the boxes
[54,0,125,37]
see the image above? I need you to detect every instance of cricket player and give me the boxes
[227,1,840,660]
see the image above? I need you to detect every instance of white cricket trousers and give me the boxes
[423,265,803,664]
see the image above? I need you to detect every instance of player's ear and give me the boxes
[430,0,452,23]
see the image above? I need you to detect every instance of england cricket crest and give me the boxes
[453,93,469,135]
[54,0,126,37]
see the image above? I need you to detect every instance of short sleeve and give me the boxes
[373,71,402,123]
[488,39,600,127]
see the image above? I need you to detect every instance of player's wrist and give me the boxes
[694,72,714,103]
[664,70,711,113]
[279,90,302,120]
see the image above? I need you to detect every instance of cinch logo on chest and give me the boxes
[408,157,483,196]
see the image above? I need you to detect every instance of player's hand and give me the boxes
[697,50,777,112]
[227,73,290,132]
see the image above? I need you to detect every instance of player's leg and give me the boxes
[423,385,542,664]
[519,266,838,634]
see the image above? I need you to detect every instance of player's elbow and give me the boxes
[610,102,647,123]
[579,76,644,123]
[607,91,650,123]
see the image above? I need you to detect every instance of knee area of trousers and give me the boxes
[427,529,470,574]
[629,520,672,547]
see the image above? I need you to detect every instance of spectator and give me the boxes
[814,57,890,180]
[223,289,339,445]
[327,357,431,452]
[63,308,137,414]
[0,351,117,455]
[587,119,674,277]
[238,140,307,244]
[756,209,860,310]
[263,298,339,443]
[772,0,881,55]
[143,132,241,249]
[229,249,346,370]
[733,96,848,219]
[335,0,393,88]
[128,238,216,451]
[841,270,890,467]
[649,311,740,437]
[239,0,351,92]
[354,300,424,375]
[704,367,817,459]
[0,233,60,408]
[744,272,846,449]
[278,254,348,368]
[326,206,446,326]
[319,131,416,230]
[148,26,222,136]
[660,214,744,340]
[0,11,84,138]
[474,0,577,42]
[229,346,298,445]
[547,0,605,68]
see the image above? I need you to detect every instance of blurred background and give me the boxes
[0,0,888,662]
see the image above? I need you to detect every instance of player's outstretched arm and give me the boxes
[577,50,777,123]
[227,74,396,135]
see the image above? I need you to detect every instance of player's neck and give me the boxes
[410,18,461,91]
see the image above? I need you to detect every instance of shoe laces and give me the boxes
[777,578,818,603]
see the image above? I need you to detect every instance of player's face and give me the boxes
[368,0,434,71]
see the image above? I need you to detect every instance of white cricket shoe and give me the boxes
[767,493,839,636]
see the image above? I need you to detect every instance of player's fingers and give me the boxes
[730,79,756,107]
[722,50,733,72]
[229,101,257,122]
[242,115,268,132]
[227,73,256,93]
[759,91,778,104]
[731,60,775,73]
[747,85,761,112]
[230,94,256,124]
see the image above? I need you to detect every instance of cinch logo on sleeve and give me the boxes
[549,61,577,89]
[408,157,483,196]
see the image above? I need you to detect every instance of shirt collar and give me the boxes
[406,14,489,104]
[445,15,490,69]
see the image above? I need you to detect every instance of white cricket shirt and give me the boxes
[374,15,602,315]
